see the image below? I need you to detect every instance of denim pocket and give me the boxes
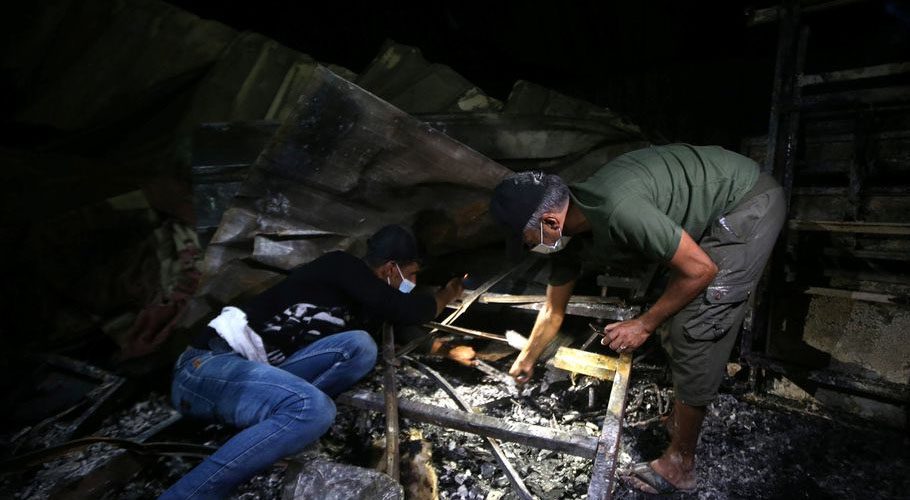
[172,359,226,420]
[683,283,751,341]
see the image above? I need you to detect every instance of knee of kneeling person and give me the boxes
[348,330,378,369]
[282,390,336,433]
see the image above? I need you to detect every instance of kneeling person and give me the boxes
[161,225,464,499]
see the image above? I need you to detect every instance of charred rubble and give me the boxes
[4,0,910,499]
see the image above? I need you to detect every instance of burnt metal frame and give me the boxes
[347,272,635,499]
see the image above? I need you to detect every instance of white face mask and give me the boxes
[389,263,416,293]
[530,221,571,254]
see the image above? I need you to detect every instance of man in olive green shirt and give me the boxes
[489,144,785,494]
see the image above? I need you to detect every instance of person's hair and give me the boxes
[362,224,420,269]
[521,172,570,232]
[363,254,416,269]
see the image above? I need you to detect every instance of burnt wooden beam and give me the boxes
[746,354,910,403]
[423,322,509,343]
[475,293,622,305]
[788,220,910,235]
[336,390,600,459]
[587,352,633,500]
[821,247,910,261]
[381,324,400,481]
[747,0,868,26]
[804,286,909,305]
[799,62,910,86]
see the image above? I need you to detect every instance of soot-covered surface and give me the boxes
[3,355,908,499]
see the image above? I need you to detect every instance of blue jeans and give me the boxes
[160,330,377,499]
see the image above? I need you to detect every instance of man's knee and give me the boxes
[346,330,378,373]
[279,388,337,434]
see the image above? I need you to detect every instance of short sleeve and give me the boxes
[608,199,682,262]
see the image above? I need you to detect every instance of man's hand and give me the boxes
[601,318,652,353]
[509,355,536,384]
[430,339,476,367]
[434,274,467,315]
[445,345,476,366]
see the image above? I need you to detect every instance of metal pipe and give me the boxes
[402,356,535,500]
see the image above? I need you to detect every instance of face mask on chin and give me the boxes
[530,221,571,255]
[387,263,416,293]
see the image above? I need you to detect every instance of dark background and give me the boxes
[166,0,910,148]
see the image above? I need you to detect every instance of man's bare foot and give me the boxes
[651,455,696,491]
[625,458,696,494]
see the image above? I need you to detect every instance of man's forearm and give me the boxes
[518,308,564,363]
[639,272,713,332]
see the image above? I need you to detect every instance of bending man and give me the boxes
[489,144,784,494]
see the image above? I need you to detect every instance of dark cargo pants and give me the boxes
[659,176,786,406]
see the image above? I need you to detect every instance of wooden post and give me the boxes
[587,352,633,500]
[381,323,399,481]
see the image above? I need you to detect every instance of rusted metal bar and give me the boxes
[336,390,599,458]
[476,293,621,305]
[396,258,536,357]
[587,352,633,500]
[402,356,534,500]
[505,301,639,322]
[381,323,400,481]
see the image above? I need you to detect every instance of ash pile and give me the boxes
[3,1,909,499]
[3,343,908,499]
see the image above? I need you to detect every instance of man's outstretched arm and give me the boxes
[509,278,576,382]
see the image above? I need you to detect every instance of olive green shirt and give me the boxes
[550,144,759,285]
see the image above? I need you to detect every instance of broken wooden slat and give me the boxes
[587,352,633,500]
[336,390,599,459]
[551,346,620,380]
[422,322,508,343]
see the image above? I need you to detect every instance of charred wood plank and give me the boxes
[336,390,599,459]
[587,353,633,500]
[799,62,910,86]
[788,220,910,235]
[475,293,622,305]
[746,354,910,403]
[423,322,509,343]
[804,286,909,305]
[381,324,400,481]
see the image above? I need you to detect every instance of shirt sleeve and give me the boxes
[334,253,438,325]
[607,198,682,263]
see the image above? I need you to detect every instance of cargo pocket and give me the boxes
[683,283,752,341]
